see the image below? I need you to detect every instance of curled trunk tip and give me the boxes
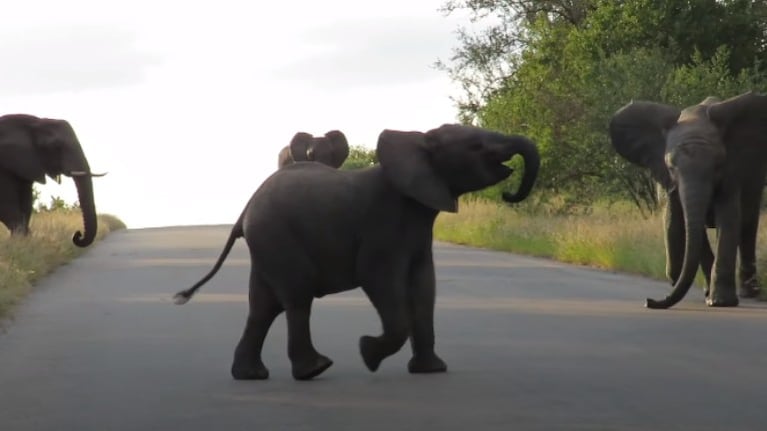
[501,136,541,204]
[645,298,671,309]
[72,175,98,247]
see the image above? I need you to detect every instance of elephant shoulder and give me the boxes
[0,120,47,183]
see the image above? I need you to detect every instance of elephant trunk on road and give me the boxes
[500,136,541,203]
[646,179,712,309]
[71,172,98,247]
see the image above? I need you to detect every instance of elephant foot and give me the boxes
[739,278,760,298]
[291,354,333,381]
[408,353,447,374]
[231,361,270,380]
[705,290,739,307]
[359,335,384,372]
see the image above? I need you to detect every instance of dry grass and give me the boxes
[435,198,767,295]
[0,210,126,317]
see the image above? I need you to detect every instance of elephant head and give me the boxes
[277,130,350,169]
[376,124,540,212]
[0,114,104,247]
[609,91,767,309]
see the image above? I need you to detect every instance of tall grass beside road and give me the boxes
[0,210,126,318]
[434,198,767,299]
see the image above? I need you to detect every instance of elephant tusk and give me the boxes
[69,171,108,177]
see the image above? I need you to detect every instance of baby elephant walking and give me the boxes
[174,124,540,380]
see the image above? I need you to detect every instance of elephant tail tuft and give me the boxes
[173,290,194,305]
[172,213,245,304]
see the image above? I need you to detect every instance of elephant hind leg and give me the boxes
[231,269,283,380]
[285,301,333,380]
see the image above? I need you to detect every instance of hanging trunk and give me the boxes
[646,180,712,309]
[501,136,541,203]
[72,174,98,247]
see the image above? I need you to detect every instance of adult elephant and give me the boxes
[277,130,349,169]
[0,114,104,247]
[609,91,767,309]
[174,124,540,380]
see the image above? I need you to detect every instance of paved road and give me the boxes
[1,226,766,431]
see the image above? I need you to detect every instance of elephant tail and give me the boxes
[172,214,245,305]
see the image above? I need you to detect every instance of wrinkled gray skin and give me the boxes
[610,91,767,309]
[278,130,349,169]
[0,114,102,247]
[174,124,540,380]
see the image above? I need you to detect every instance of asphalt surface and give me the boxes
[1,225,766,431]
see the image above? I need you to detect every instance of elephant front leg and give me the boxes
[708,194,740,307]
[17,180,33,235]
[406,251,447,374]
[359,270,411,372]
[737,191,762,298]
[1,178,32,236]
[700,232,714,297]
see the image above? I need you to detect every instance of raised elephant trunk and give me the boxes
[71,173,98,247]
[500,136,541,203]
[646,180,711,309]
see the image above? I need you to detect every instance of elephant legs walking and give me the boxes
[359,278,411,372]
[738,219,760,298]
[285,302,333,380]
[406,254,447,374]
[231,270,283,380]
[0,175,32,235]
[701,233,714,296]
[708,195,740,307]
[18,181,32,232]
[737,186,762,298]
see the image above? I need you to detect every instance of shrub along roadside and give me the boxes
[434,198,767,300]
[0,210,126,318]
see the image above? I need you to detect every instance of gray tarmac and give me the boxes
[1,225,766,431]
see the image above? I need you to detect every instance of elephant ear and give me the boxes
[376,129,457,212]
[277,145,293,168]
[289,132,313,162]
[0,114,47,183]
[323,130,349,168]
[608,101,681,188]
[706,91,767,145]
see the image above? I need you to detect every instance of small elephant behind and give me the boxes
[174,123,540,381]
[277,130,349,169]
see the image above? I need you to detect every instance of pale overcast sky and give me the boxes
[0,0,478,228]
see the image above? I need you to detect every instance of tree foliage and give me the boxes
[340,145,377,170]
[441,0,767,213]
